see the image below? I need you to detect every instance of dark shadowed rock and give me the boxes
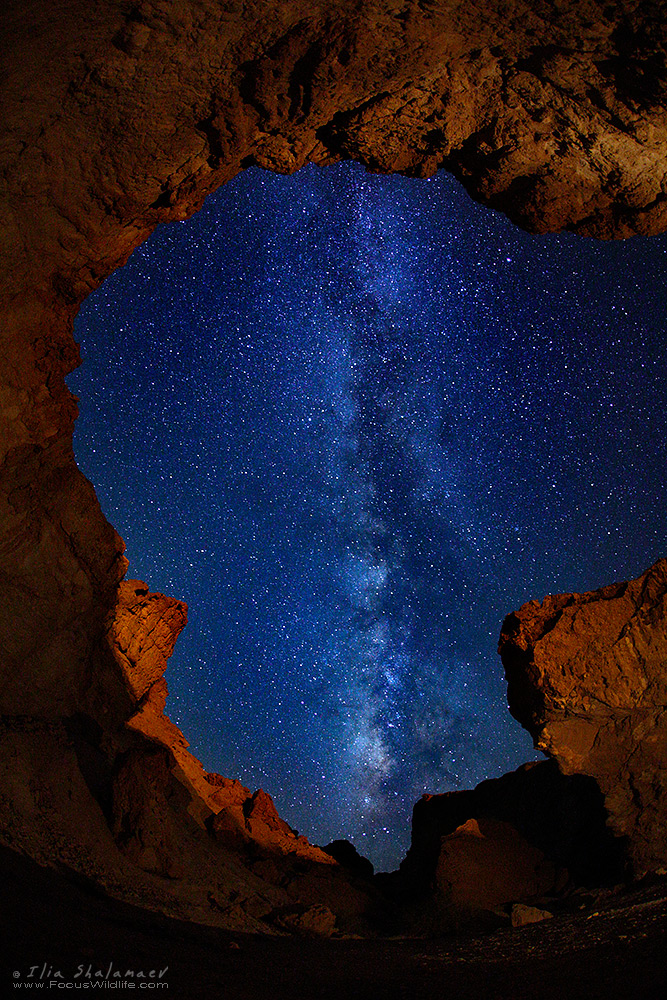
[400,760,627,896]
[435,817,557,912]
[322,839,375,878]
[268,902,337,938]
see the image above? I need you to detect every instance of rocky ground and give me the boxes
[2,846,665,999]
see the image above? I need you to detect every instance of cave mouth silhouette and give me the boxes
[68,160,667,872]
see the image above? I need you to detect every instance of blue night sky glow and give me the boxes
[69,163,667,870]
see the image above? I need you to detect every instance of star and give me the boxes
[69,162,667,871]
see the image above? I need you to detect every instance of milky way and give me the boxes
[69,163,667,870]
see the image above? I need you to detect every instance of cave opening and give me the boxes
[67,162,667,872]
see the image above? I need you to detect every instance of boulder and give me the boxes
[269,903,337,938]
[401,760,627,893]
[511,903,553,928]
[322,839,375,878]
[435,817,556,912]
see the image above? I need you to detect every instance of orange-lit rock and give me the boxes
[107,580,187,702]
[511,902,553,928]
[499,558,667,874]
[111,746,184,879]
[4,1,667,741]
[110,580,336,866]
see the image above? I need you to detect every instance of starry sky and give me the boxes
[69,162,667,871]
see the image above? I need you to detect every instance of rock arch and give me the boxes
[2,0,667,916]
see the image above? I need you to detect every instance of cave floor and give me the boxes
[1,847,665,1000]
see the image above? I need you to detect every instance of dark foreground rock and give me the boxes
[1,845,666,1000]
[402,760,628,891]
[0,578,382,937]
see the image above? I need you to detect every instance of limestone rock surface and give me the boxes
[499,558,667,873]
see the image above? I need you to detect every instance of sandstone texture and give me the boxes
[108,580,188,702]
[111,580,337,867]
[499,558,667,874]
[3,0,667,932]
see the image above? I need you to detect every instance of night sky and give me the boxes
[69,163,667,871]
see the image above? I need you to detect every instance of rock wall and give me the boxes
[111,580,337,868]
[499,558,667,873]
[2,0,667,924]
[0,577,381,933]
